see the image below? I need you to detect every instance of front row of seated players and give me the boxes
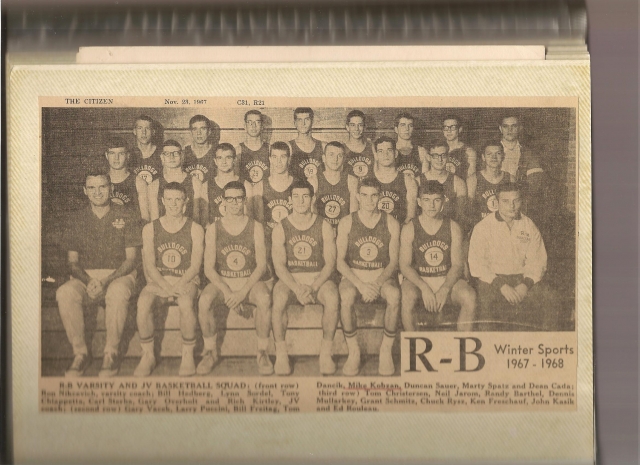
[57,140,554,378]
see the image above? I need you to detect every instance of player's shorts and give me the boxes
[291,271,320,287]
[351,268,384,284]
[421,276,447,293]
[143,275,201,300]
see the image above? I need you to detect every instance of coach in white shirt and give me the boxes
[468,182,558,331]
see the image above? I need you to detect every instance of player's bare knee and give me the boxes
[104,281,130,306]
[56,282,81,305]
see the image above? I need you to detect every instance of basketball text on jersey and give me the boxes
[287,234,319,268]
[245,159,269,183]
[185,163,210,183]
[320,194,346,224]
[482,188,499,217]
[111,218,126,229]
[267,198,292,229]
[156,242,188,275]
[347,156,373,178]
[378,190,400,214]
[219,244,253,278]
[211,194,226,220]
[397,161,421,176]
[134,165,159,184]
[418,239,449,274]
[352,235,385,269]
[110,191,132,206]
[446,158,461,174]
[298,158,322,178]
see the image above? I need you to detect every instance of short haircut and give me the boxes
[223,180,247,197]
[84,165,110,185]
[324,141,346,154]
[419,180,445,197]
[288,178,315,198]
[105,136,129,151]
[162,181,187,198]
[358,177,382,194]
[394,112,414,127]
[134,115,154,127]
[427,137,450,153]
[373,135,396,152]
[244,110,262,122]
[443,115,462,126]
[483,140,504,154]
[496,182,522,197]
[346,110,366,124]
[189,114,211,129]
[215,142,236,157]
[500,114,521,125]
[293,107,314,121]
[270,141,291,158]
[162,139,182,151]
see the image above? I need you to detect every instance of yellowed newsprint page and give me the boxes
[8,61,592,464]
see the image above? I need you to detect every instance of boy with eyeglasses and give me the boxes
[441,116,477,180]
[197,181,273,375]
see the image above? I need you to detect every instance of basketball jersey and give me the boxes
[281,215,325,273]
[315,171,351,227]
[215,219,258,279]
[473,171,511,223]
[157,175,196,219]
[239,142,270,184]
[183,145,216,184]
[110,173,139,215]
[412,217,452,277]
[131,147,162,185]
[420,172,458,221]
[397,145,422,177]
[376,172,408,223]
[289,139,324,179]
[207,178,232,224]
[345,141,375,179]
[262,178,293,231]
[446,144,471,179]
[153,218,193,278]
[346,212,391,271]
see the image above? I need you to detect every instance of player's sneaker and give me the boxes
[378,350,395,376]
[342,350,360,376]
[98,352,119,378]
[274,353,291,376]
[133,352,156,377]
[257,350,274,376]
[196,351,218,375]
[179,346,196,377]
[319,343,336,375]
[65,353,90,377]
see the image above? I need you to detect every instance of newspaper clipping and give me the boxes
[40,96,578,415]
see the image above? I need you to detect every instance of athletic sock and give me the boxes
[320,338,333,356]
[182,337,196,353]
[140,336,154,354]
[381,330,396,352]
[203,335,217,353]
[344,330,359,352]
[257,337,270,353]
[275,340,288,355]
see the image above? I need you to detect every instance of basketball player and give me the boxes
[309,141,359,228]
[205,143,253,225]
[394,113,428,178]
[467,142,514,225]
[149,140,203,224]
[130,115,162,222]
[271,179,339,375]
[289,107,325,180]
[442,116,477,180]
[468,182,558,331]
[237,110,270,185]
[336,177,401,376]
[420,139,468,225]
[183,115,216,185]
[104,137,140,217]
[197,181,273,375]
[56,168,141,377]
[134,182,205,377]
[400,180,475,331]
[344,110,375,180]
[253,141,295,232]
[372,136,418,224]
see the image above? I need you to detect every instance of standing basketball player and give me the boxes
[104,137,140,217]
[467,141,514,225]
[442,116,477,180]
[289,107,325,180]
[149,140,202,224]
[394,113,428,178]
[183,115,216,185]
[237,110,270,185]
[130,115,162,222]
[197,181,273,375]
[205,143,253,225]
[336,177,401,376]
[271,180,339,375]
[400,180,475,331]
[309,141,359,228]
[56,168,141,377]
[135,182,205,377]
[420,139,468,225]
[372,136,418,224]
[344,110,375,180]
